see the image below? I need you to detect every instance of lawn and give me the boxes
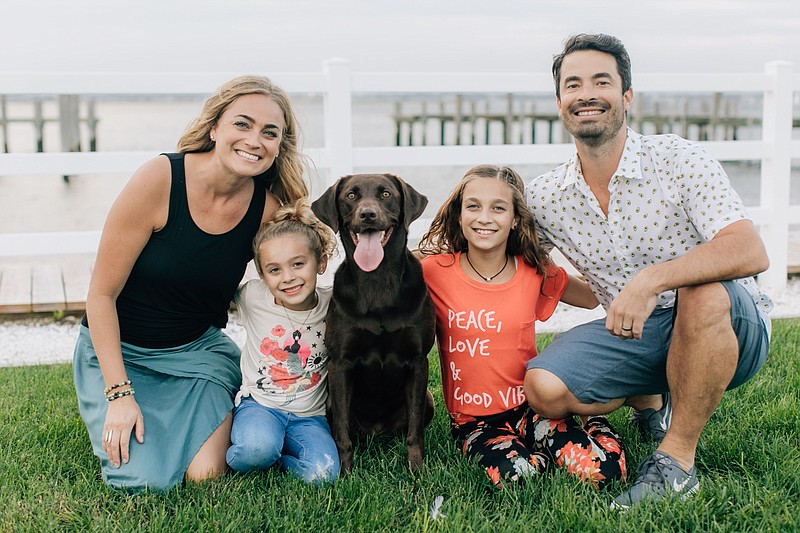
[1,319,798,532]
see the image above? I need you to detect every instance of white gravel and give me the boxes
[4,279,800,368]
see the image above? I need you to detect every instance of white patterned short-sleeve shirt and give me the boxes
[525,129,773,318]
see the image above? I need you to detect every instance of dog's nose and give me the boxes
[359,207,377,222]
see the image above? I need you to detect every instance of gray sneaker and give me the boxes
[611,450,700,510]
[630,392,672,443]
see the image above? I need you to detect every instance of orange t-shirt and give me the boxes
[421,252,567,425]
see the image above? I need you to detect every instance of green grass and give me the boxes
[1,320,799,533]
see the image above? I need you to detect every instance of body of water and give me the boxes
[0,95,797,234]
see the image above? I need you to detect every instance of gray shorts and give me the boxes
[526,280,770,404]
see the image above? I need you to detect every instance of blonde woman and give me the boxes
[73,75,308,492]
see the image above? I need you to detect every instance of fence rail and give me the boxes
[0,60,798,292]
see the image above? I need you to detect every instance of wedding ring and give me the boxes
[621,327,633,332]
[105,429,113,443]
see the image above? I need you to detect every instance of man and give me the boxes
[524,33,773,509]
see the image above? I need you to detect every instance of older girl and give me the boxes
[418,165,626,488]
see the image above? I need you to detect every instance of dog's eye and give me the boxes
[346,192,356,200]
[381,191,391,199]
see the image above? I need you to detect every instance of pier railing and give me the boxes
[0,60,798,292]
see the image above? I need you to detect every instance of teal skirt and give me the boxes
[73,325,241,492]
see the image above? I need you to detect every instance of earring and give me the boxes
[210,134,215,142]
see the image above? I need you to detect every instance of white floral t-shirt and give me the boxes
[525,129,773,322]
[234,280,331,417]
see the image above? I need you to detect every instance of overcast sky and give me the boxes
[3,0,799,75]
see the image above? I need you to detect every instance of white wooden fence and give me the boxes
[0,60,798,291]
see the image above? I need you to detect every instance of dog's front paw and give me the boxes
[407,446,424,473]
[339,449,353,475]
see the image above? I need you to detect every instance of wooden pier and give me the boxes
[394,94,563,146]
[393,92,769,146]
[0,95,98,181]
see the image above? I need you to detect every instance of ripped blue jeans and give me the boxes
[226,397,340,483]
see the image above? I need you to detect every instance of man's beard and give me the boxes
[563,101,626,148]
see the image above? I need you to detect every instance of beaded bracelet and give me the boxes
[106,388,135,402]
[103,380,132,395]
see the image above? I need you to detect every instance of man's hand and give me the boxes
[605,271,659,340]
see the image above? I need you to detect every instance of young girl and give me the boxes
[417,165,626,489]
[226,199,340,483]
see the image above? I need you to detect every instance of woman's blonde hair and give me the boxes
[177,75,308,205]
[418,164,550,275]
[252,198,337,276]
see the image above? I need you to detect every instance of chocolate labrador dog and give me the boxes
[311,173,435,474]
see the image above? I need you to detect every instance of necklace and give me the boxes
[464,253,509,282]
[280,292,317,337]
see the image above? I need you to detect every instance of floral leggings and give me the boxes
[451,404,627,489]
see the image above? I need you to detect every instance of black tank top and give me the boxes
[109,153,266,348]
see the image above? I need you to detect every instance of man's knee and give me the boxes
[524,368,573,418]
[675,283,731,326]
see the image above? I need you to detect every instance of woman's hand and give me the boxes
[101,396,145,468]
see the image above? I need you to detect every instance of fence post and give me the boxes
[323,58,354,187]
[758,61,794,293]
[0,95,7,152]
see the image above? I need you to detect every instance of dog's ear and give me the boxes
[387,174,428,228]
[311,178,345,233]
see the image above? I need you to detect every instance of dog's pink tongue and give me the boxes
[353,231,384,272]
